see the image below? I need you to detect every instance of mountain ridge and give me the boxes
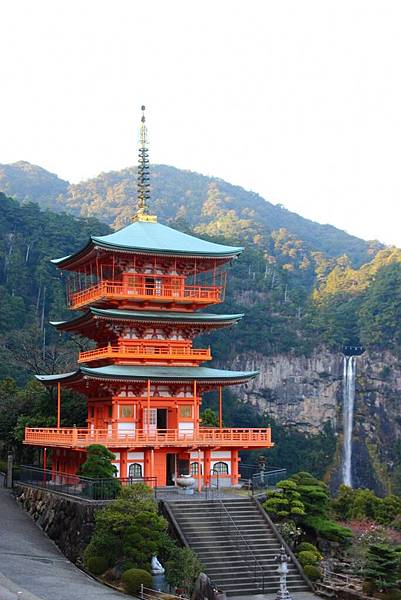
[0,160,381,266]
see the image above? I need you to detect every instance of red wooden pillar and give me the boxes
[193,380,198,432]
[231,450,239,486]
[197,449,202,493]
[57,382,61,429]
[218,386,223,429]
[120,449,127,478]
[204,448,211,486]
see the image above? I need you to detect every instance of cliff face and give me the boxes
[232,349,401,494]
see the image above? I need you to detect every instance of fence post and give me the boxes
[140,583,144,599]
[7,452,13,489]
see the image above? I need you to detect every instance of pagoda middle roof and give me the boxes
[36,365,258,386]
[52,220,243,268]
[51,308,244,331]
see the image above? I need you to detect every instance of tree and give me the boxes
[165,547,202,594]
[363,544,400,591]
[263,479,305,520]
[84,483,168,570]
[79,444,117,479]
[289,472,352,543]
[200,408,219,427]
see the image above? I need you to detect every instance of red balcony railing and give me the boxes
[24,427,273,449]
[78,343,212,364]
[68,281,223,310]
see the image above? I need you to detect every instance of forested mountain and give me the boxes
[0,161,379,265]
[2,164,401,489]
[0,161,68,206]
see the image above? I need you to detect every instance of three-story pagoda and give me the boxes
[24,108,273,487]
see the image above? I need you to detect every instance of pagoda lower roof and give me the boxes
[51,220,243,268]
[50,308,244,332]
[36,365,258,386]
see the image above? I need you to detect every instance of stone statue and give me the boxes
[151,555,165,575]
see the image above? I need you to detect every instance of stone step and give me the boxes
[165,498,311,597]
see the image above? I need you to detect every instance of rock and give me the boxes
[232,347,401,493]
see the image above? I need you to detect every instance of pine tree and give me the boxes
[363,544,400,591]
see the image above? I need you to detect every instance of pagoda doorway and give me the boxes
[166,453,177,486]
[157,409,167,430]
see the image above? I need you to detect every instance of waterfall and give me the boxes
[342,355,356,487]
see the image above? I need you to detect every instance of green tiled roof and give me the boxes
[36,365,258,385]
[52,220,243,266]
[51,308,244,330]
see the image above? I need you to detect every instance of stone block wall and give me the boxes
[14,484,102,564]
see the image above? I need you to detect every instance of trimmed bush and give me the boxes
[85,556,109,576]
[122,568,152,595]
[297,550,318,567]
[303,564,322,581]
[297,542,319,554]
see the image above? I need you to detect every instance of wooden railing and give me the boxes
[24,427,273,449]
[78,344,212,364]
[68,281,223,309]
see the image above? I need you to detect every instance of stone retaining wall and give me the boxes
[14,484,102,564]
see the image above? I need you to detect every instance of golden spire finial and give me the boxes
[133,105,157,223]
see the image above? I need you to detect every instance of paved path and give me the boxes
[0,483,125,600]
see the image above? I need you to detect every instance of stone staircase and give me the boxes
[165,497,310,597]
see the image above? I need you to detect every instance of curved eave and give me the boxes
[36,371,80,384]
[50,309,244,332]
[35,366,258,386]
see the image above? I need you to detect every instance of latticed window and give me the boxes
[213,462,229,475]
[190,462,202,475]
[129,463,142,478]
[180,405,192,418]
[121,405,134,418]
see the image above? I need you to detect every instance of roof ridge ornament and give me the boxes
[133,105,157,223]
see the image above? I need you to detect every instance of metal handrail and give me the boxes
[217,500,265,592]
[16,465,157,500]
[204,468,220,500]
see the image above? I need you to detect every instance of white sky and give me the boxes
[1,0,401,246]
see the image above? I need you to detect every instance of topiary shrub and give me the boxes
[122,568,152,595]
[297,542,320,554]
[85,556,109,575]
[297,550,318,567]
[303,564,322,581]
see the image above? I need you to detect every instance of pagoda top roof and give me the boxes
[52,220,243,268]
[36,365,258,386]
[51,308,244,331]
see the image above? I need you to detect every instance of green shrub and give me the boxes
[303,564,322,581]
[303,516,352,543]
[85,556,109,575]
[165,547,202,594]
[296,542,320,555]
[297,550,318,567]
[122,568,152,594]
[122,560,136,572]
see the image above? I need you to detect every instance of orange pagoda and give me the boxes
[24,107,273,487]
